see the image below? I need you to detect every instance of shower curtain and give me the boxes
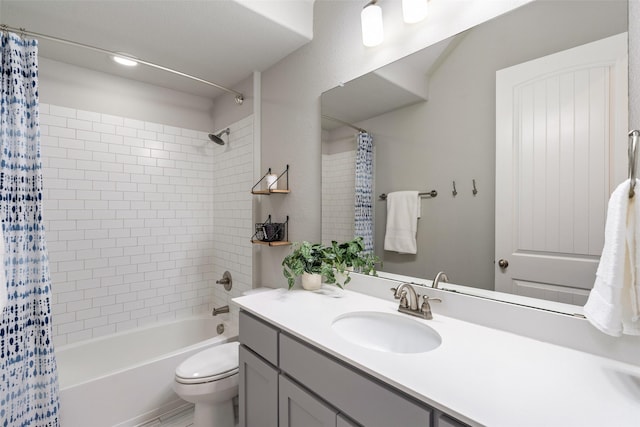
[0,31,60,426]
[355,132,374,252]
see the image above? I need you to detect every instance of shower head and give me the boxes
[208,128,230,145]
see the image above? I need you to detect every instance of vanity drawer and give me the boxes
[239,310,279,366]
[279,333,431,427]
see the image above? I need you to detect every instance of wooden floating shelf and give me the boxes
[251,189,291,195]
[251,240,292,247]
[251,165,290,194]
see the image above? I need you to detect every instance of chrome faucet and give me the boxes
[212,305,230,316]
[391,283,441,320]
[432,271,449,289]
[392,282,419,311]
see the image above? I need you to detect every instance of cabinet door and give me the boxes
[279,375,337,427]
[239,345,278,427]
[337,414,360,427]
[280,334,431,427]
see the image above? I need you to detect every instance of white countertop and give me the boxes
[233,287,640,427]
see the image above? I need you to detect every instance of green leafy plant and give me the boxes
[330,237,379,287]
[282,241,335,289]
[282,238,379,290]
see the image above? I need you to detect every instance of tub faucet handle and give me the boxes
[216,271,232,291]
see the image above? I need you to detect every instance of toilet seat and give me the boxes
[175,341,239,385]
[175,367,239,384]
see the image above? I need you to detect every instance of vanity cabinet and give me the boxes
[279,374,338,427]
[239,310,468,427]
[239,345,278,427]
[279,334,431,427]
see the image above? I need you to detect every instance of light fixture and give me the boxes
[112,54,138,67]
[402,0,428,24]
[361,0,384,47]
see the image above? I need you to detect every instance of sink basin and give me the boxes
[331,311,441,354]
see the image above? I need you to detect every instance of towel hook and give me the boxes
[472,179,478,196]
[452,181,457,197]
[629,130,639,198]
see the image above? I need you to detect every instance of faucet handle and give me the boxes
[399,290,409,309]
[390,287,399,299]
[420,296,441,320]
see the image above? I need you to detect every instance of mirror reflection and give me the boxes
[321,0,628,307]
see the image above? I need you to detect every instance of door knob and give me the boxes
[498,259,509,269]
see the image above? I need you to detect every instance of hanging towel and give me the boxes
[584,179,640,336]
[384,191,420,254]
[0,227,6,313]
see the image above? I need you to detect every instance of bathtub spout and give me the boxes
[212,305,230,316]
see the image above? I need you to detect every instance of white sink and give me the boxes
[331,311,442,354]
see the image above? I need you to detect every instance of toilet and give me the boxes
[173,341,240,427]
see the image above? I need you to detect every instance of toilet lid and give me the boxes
[175,341,239,383]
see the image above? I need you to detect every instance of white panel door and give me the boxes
[495,33,628,304]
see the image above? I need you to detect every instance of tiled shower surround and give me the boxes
[321,150,356,245]
[40,104,253,346]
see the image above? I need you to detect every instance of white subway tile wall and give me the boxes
[210,119,254,323]
[321,151,356,245]
[40,103,253,346]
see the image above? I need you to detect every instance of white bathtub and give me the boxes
[56,316,236,427]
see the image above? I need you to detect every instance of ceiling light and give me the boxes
[402,0,428,24]
[112,55,138,67]
[361,0,384,47]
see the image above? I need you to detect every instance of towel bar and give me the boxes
[379,190,437,201]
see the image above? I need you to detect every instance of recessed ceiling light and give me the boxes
[112,55,138,67]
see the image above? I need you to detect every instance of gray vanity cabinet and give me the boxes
[279,334,431,427]
[239,310,467,427]
[239,345,279,427]
[279,374,337,427]
[337,415,359,427]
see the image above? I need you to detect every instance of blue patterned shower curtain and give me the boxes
[0,32,60,426]
[354,132,374,252]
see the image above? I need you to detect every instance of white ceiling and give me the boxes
[322,36,458,131]
[0,0,315,99]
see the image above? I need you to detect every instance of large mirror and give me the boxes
[321,0,628,310]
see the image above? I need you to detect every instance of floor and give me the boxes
[138,405,194,427]
[158,407,194,427]
[139,402,239,427]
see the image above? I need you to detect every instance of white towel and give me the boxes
[383,191,420,254]
[584,179,640,336]
[0,229,6,313]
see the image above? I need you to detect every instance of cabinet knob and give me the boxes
[498,259,509,269]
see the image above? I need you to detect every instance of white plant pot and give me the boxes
[301,272,322,290]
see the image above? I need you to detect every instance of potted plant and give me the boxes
[282,241,334,290]
[329,237,379,287]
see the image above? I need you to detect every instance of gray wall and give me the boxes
[39,58,216,131]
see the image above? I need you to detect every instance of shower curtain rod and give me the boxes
[0,24,244,104]
[322,115,367,133]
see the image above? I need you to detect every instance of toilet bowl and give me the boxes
[173,341,240,427]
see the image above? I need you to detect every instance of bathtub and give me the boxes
[56,316,236,427]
